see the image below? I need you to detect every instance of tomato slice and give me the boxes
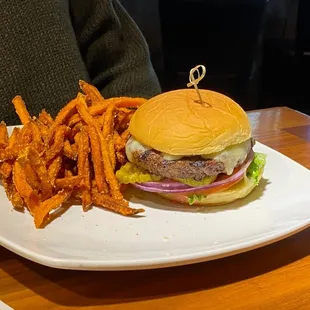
[195,164,244,195]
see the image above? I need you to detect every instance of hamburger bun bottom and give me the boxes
[157,169,265,207]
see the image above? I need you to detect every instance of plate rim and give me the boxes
[1,219,310,271]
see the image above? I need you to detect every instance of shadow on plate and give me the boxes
[39,203,72,229]
[124,178,270,214]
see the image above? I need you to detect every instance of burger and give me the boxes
[116,88,266,206]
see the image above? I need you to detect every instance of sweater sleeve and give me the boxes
[69,0,161,99]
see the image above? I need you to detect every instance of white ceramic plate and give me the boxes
[0,140,310,271]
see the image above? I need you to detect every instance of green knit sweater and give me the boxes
[0,0,161,125]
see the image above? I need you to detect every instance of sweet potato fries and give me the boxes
[0,81,146,228]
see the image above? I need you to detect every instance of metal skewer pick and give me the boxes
[187,64,208,106]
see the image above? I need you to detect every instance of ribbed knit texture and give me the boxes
[0,0,161,125]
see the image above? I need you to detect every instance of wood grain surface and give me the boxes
[1,107,310,310]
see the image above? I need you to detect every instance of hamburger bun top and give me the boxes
[129,89,251,155]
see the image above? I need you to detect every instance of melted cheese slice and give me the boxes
[125,137,251,175]
[201,139,251,175]
[126,137,151,163]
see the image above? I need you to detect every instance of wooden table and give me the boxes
[1,107,310,310]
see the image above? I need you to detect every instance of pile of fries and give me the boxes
[0,81,145,228]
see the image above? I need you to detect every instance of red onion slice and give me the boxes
[133,151,254,194]
[138,180,190,189]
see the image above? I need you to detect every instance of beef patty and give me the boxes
[132,150,226,181]
[129,138,255,181]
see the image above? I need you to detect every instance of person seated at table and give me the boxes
[0,0,161,125]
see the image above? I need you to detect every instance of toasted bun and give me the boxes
[158,169,264,207]
[129,89,251,155]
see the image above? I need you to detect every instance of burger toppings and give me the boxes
[181,152,266,205]
[117,148,266,196]
[116,161,217,187]
[130,151,254,194]
[246,152,267,185]
[201,138,254,175]
[124,136,254,181]
[128,152,266,207]
[116,161,162,184]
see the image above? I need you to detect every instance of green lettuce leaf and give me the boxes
[246,152,267,185]
[188,194,205,205]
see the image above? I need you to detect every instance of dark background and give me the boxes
[120,0,310,114]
